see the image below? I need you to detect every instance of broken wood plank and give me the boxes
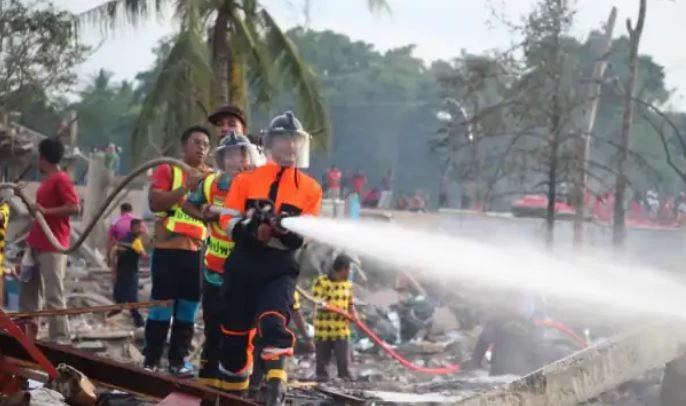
[454,324,686,406]
[73,330,133,340]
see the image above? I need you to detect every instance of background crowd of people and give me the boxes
[320,165,429,212]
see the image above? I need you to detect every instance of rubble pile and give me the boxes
[2,241,677,405]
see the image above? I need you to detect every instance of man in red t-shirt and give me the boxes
[19,137,80,343]
[326,164,342,200]
[351,169,367,195]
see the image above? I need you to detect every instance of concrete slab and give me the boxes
[455,324,686,406]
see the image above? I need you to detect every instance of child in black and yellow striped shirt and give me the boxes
[312,254,355,381]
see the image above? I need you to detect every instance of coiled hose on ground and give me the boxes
[296,286,589,375]
[0,157,194,253]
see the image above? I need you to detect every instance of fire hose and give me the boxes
[0,157,195,254]
[295,286,589,375]
[2,156,589,373]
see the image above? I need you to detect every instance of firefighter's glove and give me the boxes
[269,212,291,235]
[256,223,274,243]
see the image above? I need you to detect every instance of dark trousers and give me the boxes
[111,268,144,327]
[218,269,296,389]
[315,339,351,380]
[198,275,223,382]
[144,248,202,367]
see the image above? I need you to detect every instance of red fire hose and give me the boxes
[297,286,459,374]
[533,318,589,348]
[296,287,588,375]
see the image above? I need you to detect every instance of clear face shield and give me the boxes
[247,144,267,168]
[213,143,263,174]
[266,130,311,168]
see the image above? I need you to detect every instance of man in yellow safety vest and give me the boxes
[183,131,261,387]
[144,125,211,376]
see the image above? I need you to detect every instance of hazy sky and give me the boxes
[58,0,686,108]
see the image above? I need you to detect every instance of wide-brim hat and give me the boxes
[208,105,247,127]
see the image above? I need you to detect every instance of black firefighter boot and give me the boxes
[265,379,286,406]
[264,357,287,406]
[248,356,266,402]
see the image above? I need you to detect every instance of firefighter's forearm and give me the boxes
[148,187,187,212]
[182,201,205,221]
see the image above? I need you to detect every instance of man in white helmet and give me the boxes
[216,111,322,405]
[183,131,261,387]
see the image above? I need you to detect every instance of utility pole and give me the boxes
[572,7,617,248]
[613,0,646,249]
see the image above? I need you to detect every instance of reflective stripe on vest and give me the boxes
[203,173,234,272]
[160,166,208,241]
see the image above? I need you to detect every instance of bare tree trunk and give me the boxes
[211,4,230,106]
[545,0,565,249]
[613,0,646,249]
[572,7,617,248]
[228,52,247,112]
[546,105,561,249]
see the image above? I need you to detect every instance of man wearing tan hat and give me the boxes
[208,105,248,141]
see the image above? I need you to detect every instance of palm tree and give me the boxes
[79,0,390,160]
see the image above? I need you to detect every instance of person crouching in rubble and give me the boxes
[248,290,314,400]
[216,111,322,405]
[144,126,211,376]
[181,131,260,388]
[465,292,546,376]
[312,254,357,381]
[108,218,148,327]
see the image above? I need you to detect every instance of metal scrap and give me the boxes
[0,333,257,405]
[7,300,172,319]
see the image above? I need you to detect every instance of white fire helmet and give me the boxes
[261,111,311,168]
[213,131,263,172]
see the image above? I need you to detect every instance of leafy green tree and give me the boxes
[286,28,442,196]
[0,0,88,131]
[80,0,389,160]
[434,10,674,215]
[72,69,139,170]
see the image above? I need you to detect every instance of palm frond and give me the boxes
[230,8,273,105]
[174,0,207,34]
[77,0,170,33]
[130,28,212,162]
[240,0,259,15]
[260,9,331,149]
[365,0,392,16]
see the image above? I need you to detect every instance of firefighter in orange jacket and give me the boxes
[217,111,322,405]
[182,131,261,387]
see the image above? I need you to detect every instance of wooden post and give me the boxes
[573,7,617,248]
[83,152,107,252]
[68,110,78,146]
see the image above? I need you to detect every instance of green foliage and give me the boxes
[285,29,441,194]
[436,15,682,203]
[0,0,88,114]
[77,0,388,161]
[72,70,139,169]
